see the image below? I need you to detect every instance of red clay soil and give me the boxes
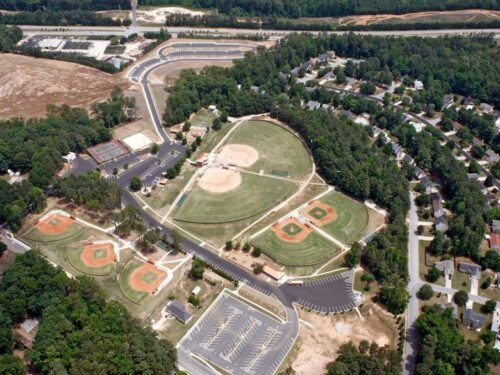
[129,263,166,294]
[81,243,116,268]
[272,217,312,243]
[302,200,337,226]
[35,213,74,235]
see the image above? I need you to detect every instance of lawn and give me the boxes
[252,228,339,267]
[317,191,369,244]
[223,120,312,179]
[173,173,297,224]
[190,108,217,128]
[119,258,150,304]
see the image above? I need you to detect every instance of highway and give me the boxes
[18,25,500,39]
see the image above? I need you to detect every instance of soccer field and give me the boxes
[252,229,339,267]
[318,191,369,244]
[173,173,297,224]
[223,120,312,179]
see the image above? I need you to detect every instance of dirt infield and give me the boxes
[81,242,116,268]
[302,200,337,226]
[217,144,259,168]
[198,167,242,193]
[129,263,166,294]
[36,213,74,235]
[272,217,312,243]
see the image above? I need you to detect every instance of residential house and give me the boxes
[409,121,424,133]
[300,61,312,72]
[463,307,486,331]
[442,94,455,110]
[306,100,321,110]
[326,51,336,61]
[324,71,335,80]
[435,216,449,232]
[164,300,192,324]
[392,143,405,160]
[439,303,458,318]
[278,71,288,80]
[493,220,500,234]
[490,233,500,250]
[435,260,454,279]
[318,54,328,63]
[486,150,499,164]
[321,104,332,112]
[459,262,482,278]
[414,80,424,91]
[480,103,494,114]
[414,167,426,179]
[463,96,474,106]
[467,173,480,181]
[354,116,370,126]
[431,192,444,218]
[290,67,300,76]
[340,109,354,119]
[420,176,434,193]
[62,152,76,163]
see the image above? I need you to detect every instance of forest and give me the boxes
[0,10,125,26]
[143,0,499,18]
[415,306,499,373]
[0,25,22,51]
[0,0,130,11]
[0,251,177,374]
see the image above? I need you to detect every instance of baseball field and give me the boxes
[66,241,117,276]
[221,120,311,179]
[252,218,339,266]
[24,212,84,242]
[119,258,167,304]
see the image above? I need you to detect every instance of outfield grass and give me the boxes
[66,244,114,276]
[317,191,369,244]
[190,108,217,128]
[173,173,297,224]
[119,258,149,304]
[252,229,339,267]
[24,221,84,242]
[223,120,311,179]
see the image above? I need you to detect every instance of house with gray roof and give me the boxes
[493,220,500,234]
[165,300,192,324]
[459,262,481,279]
[431,192,444,218]
[486,150,499,164]
[306,100,321,110]
[435,260,454,278]
[480,103,494,114]
[340,109,354,119]
[420,176,434,193]
[435,216,449,233]
[392,143,405,160]
[439,302,458,318]
[463,307,486,331]
[442,94,455,110]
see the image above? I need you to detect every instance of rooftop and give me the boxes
[165,300,192,324]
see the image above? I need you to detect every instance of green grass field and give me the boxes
[119,259,149,304]
[66,244,115,276]
[316,191,369,244]
[173,173,297,224]
[24,221,84,242]
[252,229,339,266]
[223,120,311,179]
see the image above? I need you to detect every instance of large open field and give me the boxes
[222,120,311,179]
[173,172,297,223]
[252,221,339,267]
[0,54,124,119]
[307,191,370,244]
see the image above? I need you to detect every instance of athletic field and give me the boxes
[173,173,297,224]
[223,120,311,179]
[316,191,369,244]
[23,217,84,242]
[252,228,339,267]
[66,242,116,276]
[119,259,150,304]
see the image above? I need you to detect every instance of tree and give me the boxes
[182,120,191,132]
[242,243,251,252]
[453,290,468,307]
[344,242,361,268]
[253,263,264,274]
[0,242,6,259]
[251,247,261,257]
[0,355,25,375]
[220,111,228,122]
[212,118,222,130]
[129,176,142,191]
[225,240,233,251]
[481,250,500,272]
[188,295,200,306]
[481,300,497,314]
[426,266,443,282]
[417,284,433,301]
[380,282,409,314]
[190,258,205,279]
[360,81,376,95]
[151,143,159,155]
[336,69,346,84]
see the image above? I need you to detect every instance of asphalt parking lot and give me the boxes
[177,290,296,375]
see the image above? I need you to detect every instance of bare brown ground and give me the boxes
[35,213,74,235]
[217,144,259,168]
[338,9,500,26]
[291,304,398,374]
[81,242,115,268]
[0,54,126,119]
[130,263,166,294]
[272,217,312,243]
[302,200,337,226]
[198,167,241,193]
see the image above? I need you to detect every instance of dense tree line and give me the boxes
[0,251,176,374]
[91,86,136,128]
[326,341,402,374]
[0,25,22,51]
[416,305,499,374]
[53,172,122,212]
[0,10,124,26]
[0,0,130,11]
[144,0,499,18]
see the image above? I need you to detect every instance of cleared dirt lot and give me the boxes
[290,303,398,374]
[0,54,126,119]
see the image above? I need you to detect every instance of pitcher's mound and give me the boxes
[217,144,259,168]
[199,167,242,193]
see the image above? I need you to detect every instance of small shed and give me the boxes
[165,300,192,324]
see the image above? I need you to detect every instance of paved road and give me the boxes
[18,25,500,39]
[0,230,31,254]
